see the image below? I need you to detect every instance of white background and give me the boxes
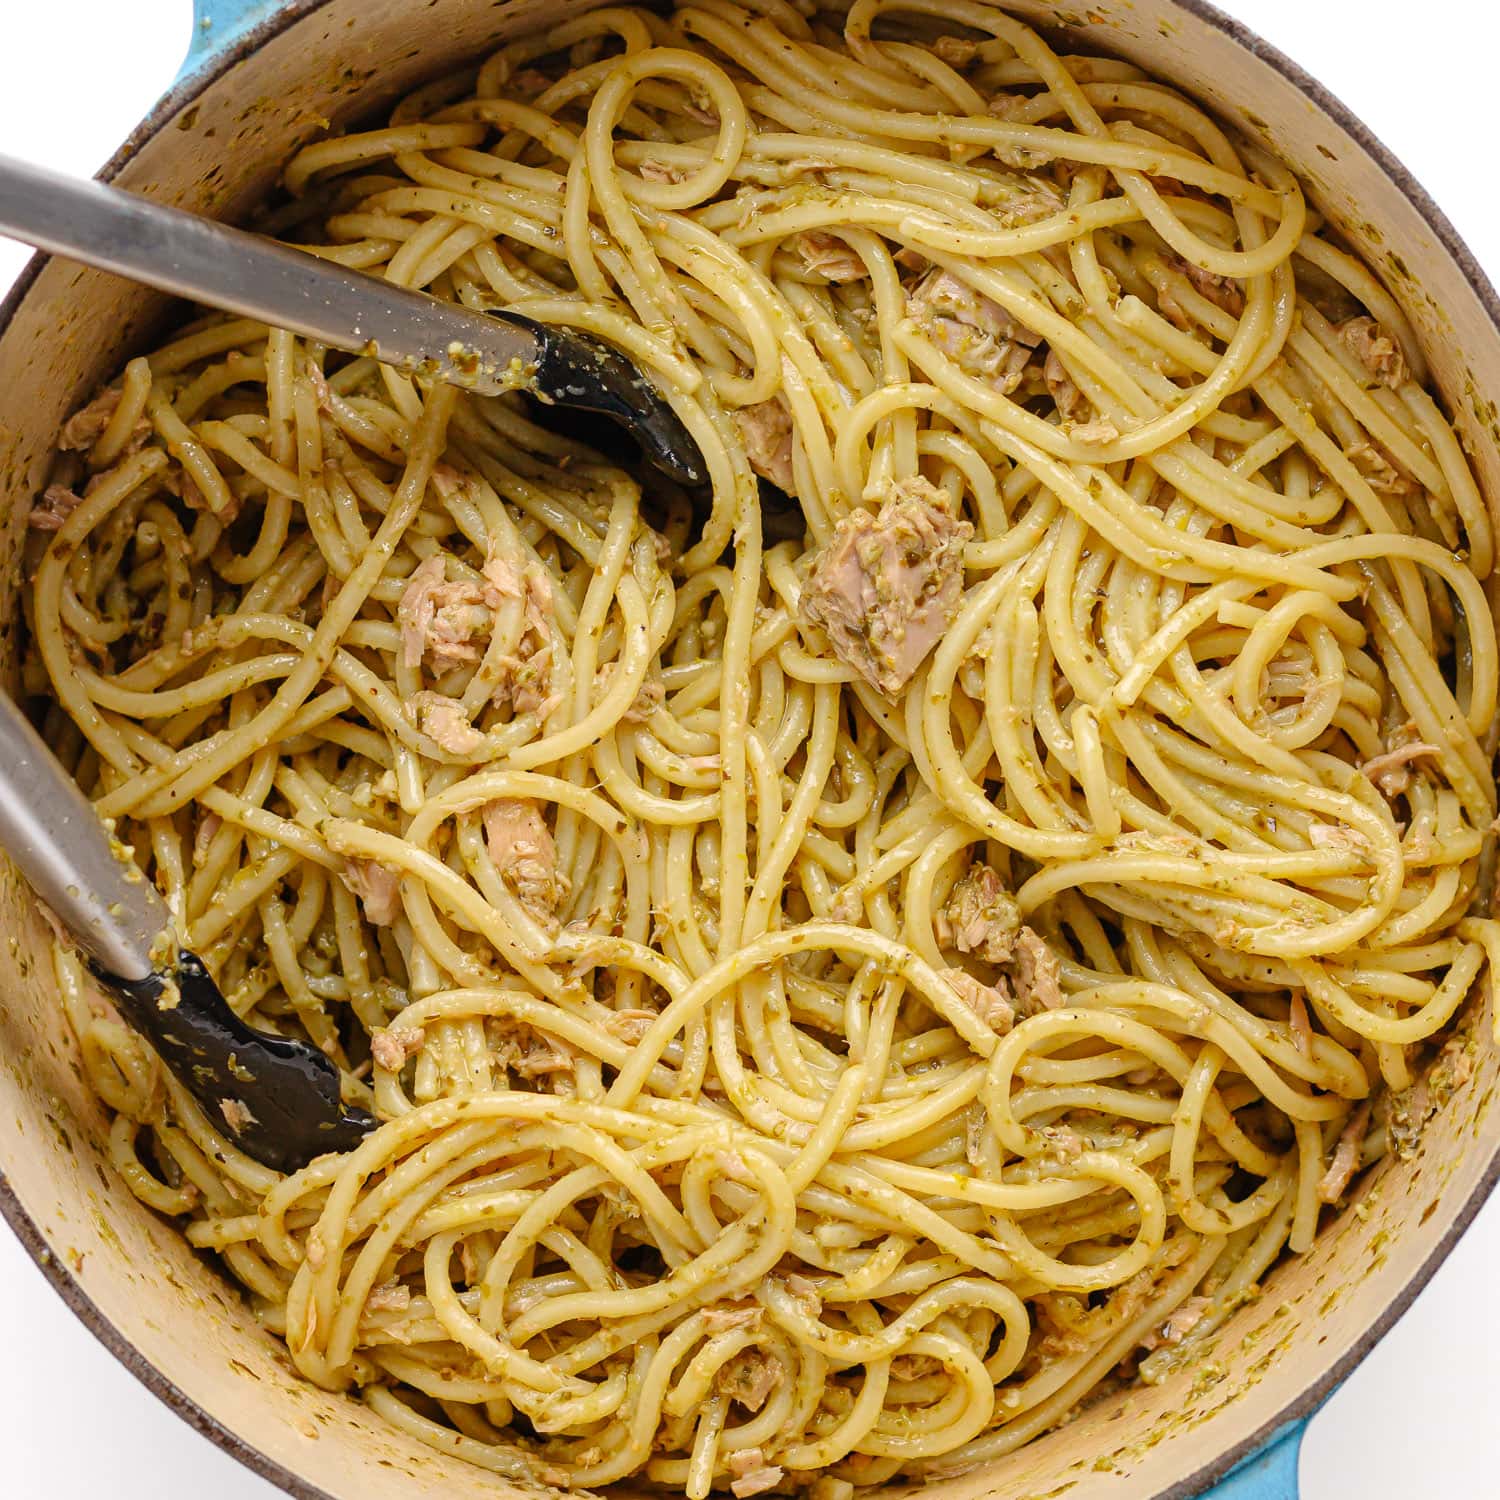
[0,1,1496,1494]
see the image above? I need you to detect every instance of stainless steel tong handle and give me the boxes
[0,152,541,395]
[0,693,163,981]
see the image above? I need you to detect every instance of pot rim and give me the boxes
[1,2,1497,1498]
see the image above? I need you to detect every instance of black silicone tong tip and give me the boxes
[515,316,709,490]
[93,950,376,1174]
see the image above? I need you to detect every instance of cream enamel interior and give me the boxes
[1,1,1498,1496]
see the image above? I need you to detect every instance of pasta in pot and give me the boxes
[24,0,1499,1491]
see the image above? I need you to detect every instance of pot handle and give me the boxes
[178,0,289,81]
[1197,1418,1305,1499]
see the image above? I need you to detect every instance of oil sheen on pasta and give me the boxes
[26,1,1499,1492]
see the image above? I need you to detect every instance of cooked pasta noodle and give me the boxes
[26,1,1499,1491]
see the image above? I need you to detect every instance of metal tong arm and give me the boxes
[0,152,541,396]
[0,689,377,1170]
[0,690,163,981]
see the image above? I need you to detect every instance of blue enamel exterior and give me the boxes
[1201,1420,1306,1500]
[173,1,1303,1495]
[180,0,288,79]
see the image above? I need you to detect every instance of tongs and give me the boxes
[0,151,716,1170]
[0,154,707,487]
[0,691,374,1171]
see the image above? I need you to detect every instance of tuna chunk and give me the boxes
[483,798,566,925]
[1004,188,1067,226]
[730,1468,783,1499]
[932,36,979,68]
[1345,440,1413,497]
[1183,260,1244,316]
[480,554,557,718]
[908,269,1041,394]
[398,533,552,710]
[735,399,796,492]
[1050,349,1122,441]
[398,554,497,672]
[716,1350,784,1413]
[891,1352,943,1381]
[934,860,1063,1013]
[941,967,1016,1034]
[492,1016,575,1078]
[478,548,523,600]
[1317,1102,1371,1203]
[799,476,972,695]
[1044,348,1087,423]
[702,1303,762,1332]
[365,1279,411,1314]
[1361,737,1440,797]
[60,389,120,449]
[191,812,222,868]
[1307,821,1370,856]
[625,677,665,724]
[1339,316,1408,390]
[604,1008,659,1043]
[1159,256,1244,329]
[1013,926,1063,1012]
[163,465,234,520]
[728,1450,784,1499]
[306,359,334,412]
[370,1025,425,1072]
[1140,1296,1212,1352]
[935,863,1022,963]
[785,1274,821,1314]
[1289,992,1313,1056]
[28,484,85,531]
[522,563,553,627]
[413,691,485,756]
[794,231,868,282]
[342,858,402,926]
[1039,1123,1087,1164]
[638,158,685,184]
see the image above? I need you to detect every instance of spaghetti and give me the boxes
[25,1,1500,1491]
